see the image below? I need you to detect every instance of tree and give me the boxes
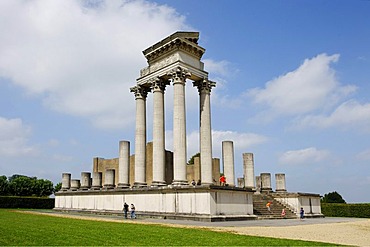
[0,175,9,195]
[54,182,62,193]
[321,191,346,203]
[6,174,54,197]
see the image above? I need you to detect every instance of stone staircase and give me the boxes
[253,194,296,219]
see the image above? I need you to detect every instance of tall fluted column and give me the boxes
[130,85,149,187]
[194,79,216,185]
[222,141,235,186]
[118,140,130,188]
[169,67,190,185]
[243,153,255,188]
[152,77,169,186]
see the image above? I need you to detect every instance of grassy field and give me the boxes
[0,209,336,246]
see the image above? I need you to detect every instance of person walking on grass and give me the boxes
[130,203,136,219]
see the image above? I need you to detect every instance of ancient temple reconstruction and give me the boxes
[54,31,323,221]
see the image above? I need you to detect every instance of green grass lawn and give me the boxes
[0,209,337,246]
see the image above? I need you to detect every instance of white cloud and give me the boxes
[247,53,356,116]
[295,100,370,132]
[0,0,190,130]
[0,117,38,156]
[356,149,370,161]
[279,147,330,166]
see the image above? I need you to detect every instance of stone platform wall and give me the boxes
[55,186,255,221]
[273,192,323,218]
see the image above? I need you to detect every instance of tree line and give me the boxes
[0,174,61,197]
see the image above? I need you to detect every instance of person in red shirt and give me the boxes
[219,175,226,186]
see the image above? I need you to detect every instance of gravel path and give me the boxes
[20,211,370,246]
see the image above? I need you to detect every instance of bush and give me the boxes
[321,203,370,218]
[0,196,55,209]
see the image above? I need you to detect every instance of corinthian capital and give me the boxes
[193,79,216,94]
[150,77,170,92]
[130,85,150,99]
[167,66,191,84]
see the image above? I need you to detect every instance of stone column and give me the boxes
[151,77,169,186]
[61,173,71,191]
[237,177,244,188]
[70,179,80,191]
[104,169,115,189]
[194,79,216,185]
[275,173,287,192]
[131,85,149,187]
[80,172,91,190]
[261,173,272,192]
[243,153,255,188]
[222,141,235,186]
[118,140,130,188]
[91,172,102,190]
[169,67,190,185]
[255,175,262,194]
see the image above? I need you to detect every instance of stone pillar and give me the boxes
[275,173,287,192]
[80,172,91,190]
[61,173,71,191]
[261,173,272,192]
[222,141,235,186]
[151,78,169,186]
[91,172,102,190]
[169,67,190,185]
[118,140,130,188]
[70,179,80,191]
[243,153,255,188]
[194,79,216,185]
[104,169,115,189]
[130,85,149,187]
[237,177,244,188]
[255,175,262,194]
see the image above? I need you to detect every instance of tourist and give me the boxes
[123,202,129,219]
[281,208,286,218]
[266,202,272,213]
[300,207,304,220]
[197,179,201,185]
[130,204,136,219]
[191,179,196,186]
[219,174,226,186]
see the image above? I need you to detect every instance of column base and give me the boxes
[275,189,287,193]
[133,182,147,188]
[117,183,130,189]
[103,184,115,190]
[91,186,102,190]
[172,180,188,186]
[151,181,167,187]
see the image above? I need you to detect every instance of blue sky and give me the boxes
[0,0,369,202]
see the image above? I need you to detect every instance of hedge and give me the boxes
[0,196,55,209]
[321,203,370,218]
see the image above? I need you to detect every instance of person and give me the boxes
[300,207,304,220]
[266,202,272,213]
[191,179,196,186]
[196,179,201,185]
[281,208,286,218]
[130,203,136,219]
[123,202,129,219]
[219,175,226,186]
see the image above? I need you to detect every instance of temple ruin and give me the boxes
[55,31,323,221]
